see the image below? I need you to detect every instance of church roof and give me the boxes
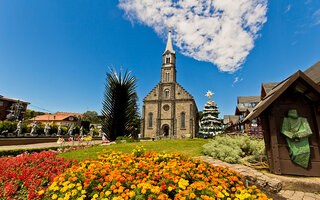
[163,27,175,55]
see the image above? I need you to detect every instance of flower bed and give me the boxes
[46,146,270,200]
[0,151,76,199]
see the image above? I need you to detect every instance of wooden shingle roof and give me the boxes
[261,82,279,99]
[243,70,320,123]
[237,96,260,104]
[223,115,240,125]
[304,61,320,84]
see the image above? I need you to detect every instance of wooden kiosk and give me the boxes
[244,71,320,176]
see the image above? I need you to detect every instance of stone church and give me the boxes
[141,29,199,138]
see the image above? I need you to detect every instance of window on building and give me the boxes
[166,57,170,64]
[164,89,170,98]
[148,113,153,128]
[180,112,186,129]
[165,72,170,82]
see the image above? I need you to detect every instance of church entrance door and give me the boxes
[162,125,169,137]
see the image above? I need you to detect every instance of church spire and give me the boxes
[163,26,175,55]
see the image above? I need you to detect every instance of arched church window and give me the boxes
[165,72,170,82]
[164,89,170,98]
[180,112,186,129]
[148,113,153,128]
[166,57,170,64]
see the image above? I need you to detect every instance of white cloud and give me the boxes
[118,0,268,73]
[232,76,243,86]
[313,9,320,25]
[305,0,312,5]
[285,5,291,13]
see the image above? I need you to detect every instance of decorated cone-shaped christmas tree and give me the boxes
[198,91,223,138]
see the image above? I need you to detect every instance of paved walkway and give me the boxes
[0,140,104,150]
[194,156,320,200]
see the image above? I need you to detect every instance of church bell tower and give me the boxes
[161,27,176,83]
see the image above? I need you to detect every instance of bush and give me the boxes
[0,146,61,157]
[115,136,135,143]
[202,135,266,164]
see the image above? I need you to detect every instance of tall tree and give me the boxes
[101,69,139,141]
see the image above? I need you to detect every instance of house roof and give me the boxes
[30,112,82,121]
[304,61,320,84]
[261,82,279,96]
[223,115,240,124]
[237,96,260,104]
[0,96,30,104]
[235,106,248,115]
[243,70,320,123]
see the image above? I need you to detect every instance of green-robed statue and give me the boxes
[281,109,312,168]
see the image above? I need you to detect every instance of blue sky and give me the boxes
[0,0,320,118]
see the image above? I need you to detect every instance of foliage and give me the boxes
[0,147,60,157]
[0,121,16,134]
[24,109,46,121]
[101,69,139,141]
[82,111,101,124]
[0,151,76,199]
[46,147,270,200]
[202,135,267,164]
[197,111,203,121]
[115,136,135,143]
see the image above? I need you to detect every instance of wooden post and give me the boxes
[269,108,282,174]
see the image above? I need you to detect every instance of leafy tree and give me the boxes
[24,109,45,120]
[82,111,101,124]
[102,69,139,141]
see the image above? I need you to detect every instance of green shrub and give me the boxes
[115,136,136,143]
[202,135,266,164]
[0,146,60,157]
[139,137,151,140]
[93,128,99,136]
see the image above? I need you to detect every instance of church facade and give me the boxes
[141,29,199,138]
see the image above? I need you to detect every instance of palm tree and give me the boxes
[101,69,139,141]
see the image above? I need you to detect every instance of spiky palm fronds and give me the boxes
[101,69,139,141]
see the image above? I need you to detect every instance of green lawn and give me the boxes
[59,138,208,161]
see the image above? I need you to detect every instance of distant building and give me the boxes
[141,28,198,138]
[235,96,260,119]
[223,115,240,131]
[0,95,30,121]
[30,112,82,126]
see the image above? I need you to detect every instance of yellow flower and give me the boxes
[38,190,45,195]
[52,194,58,199]
[105,191,111,196]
